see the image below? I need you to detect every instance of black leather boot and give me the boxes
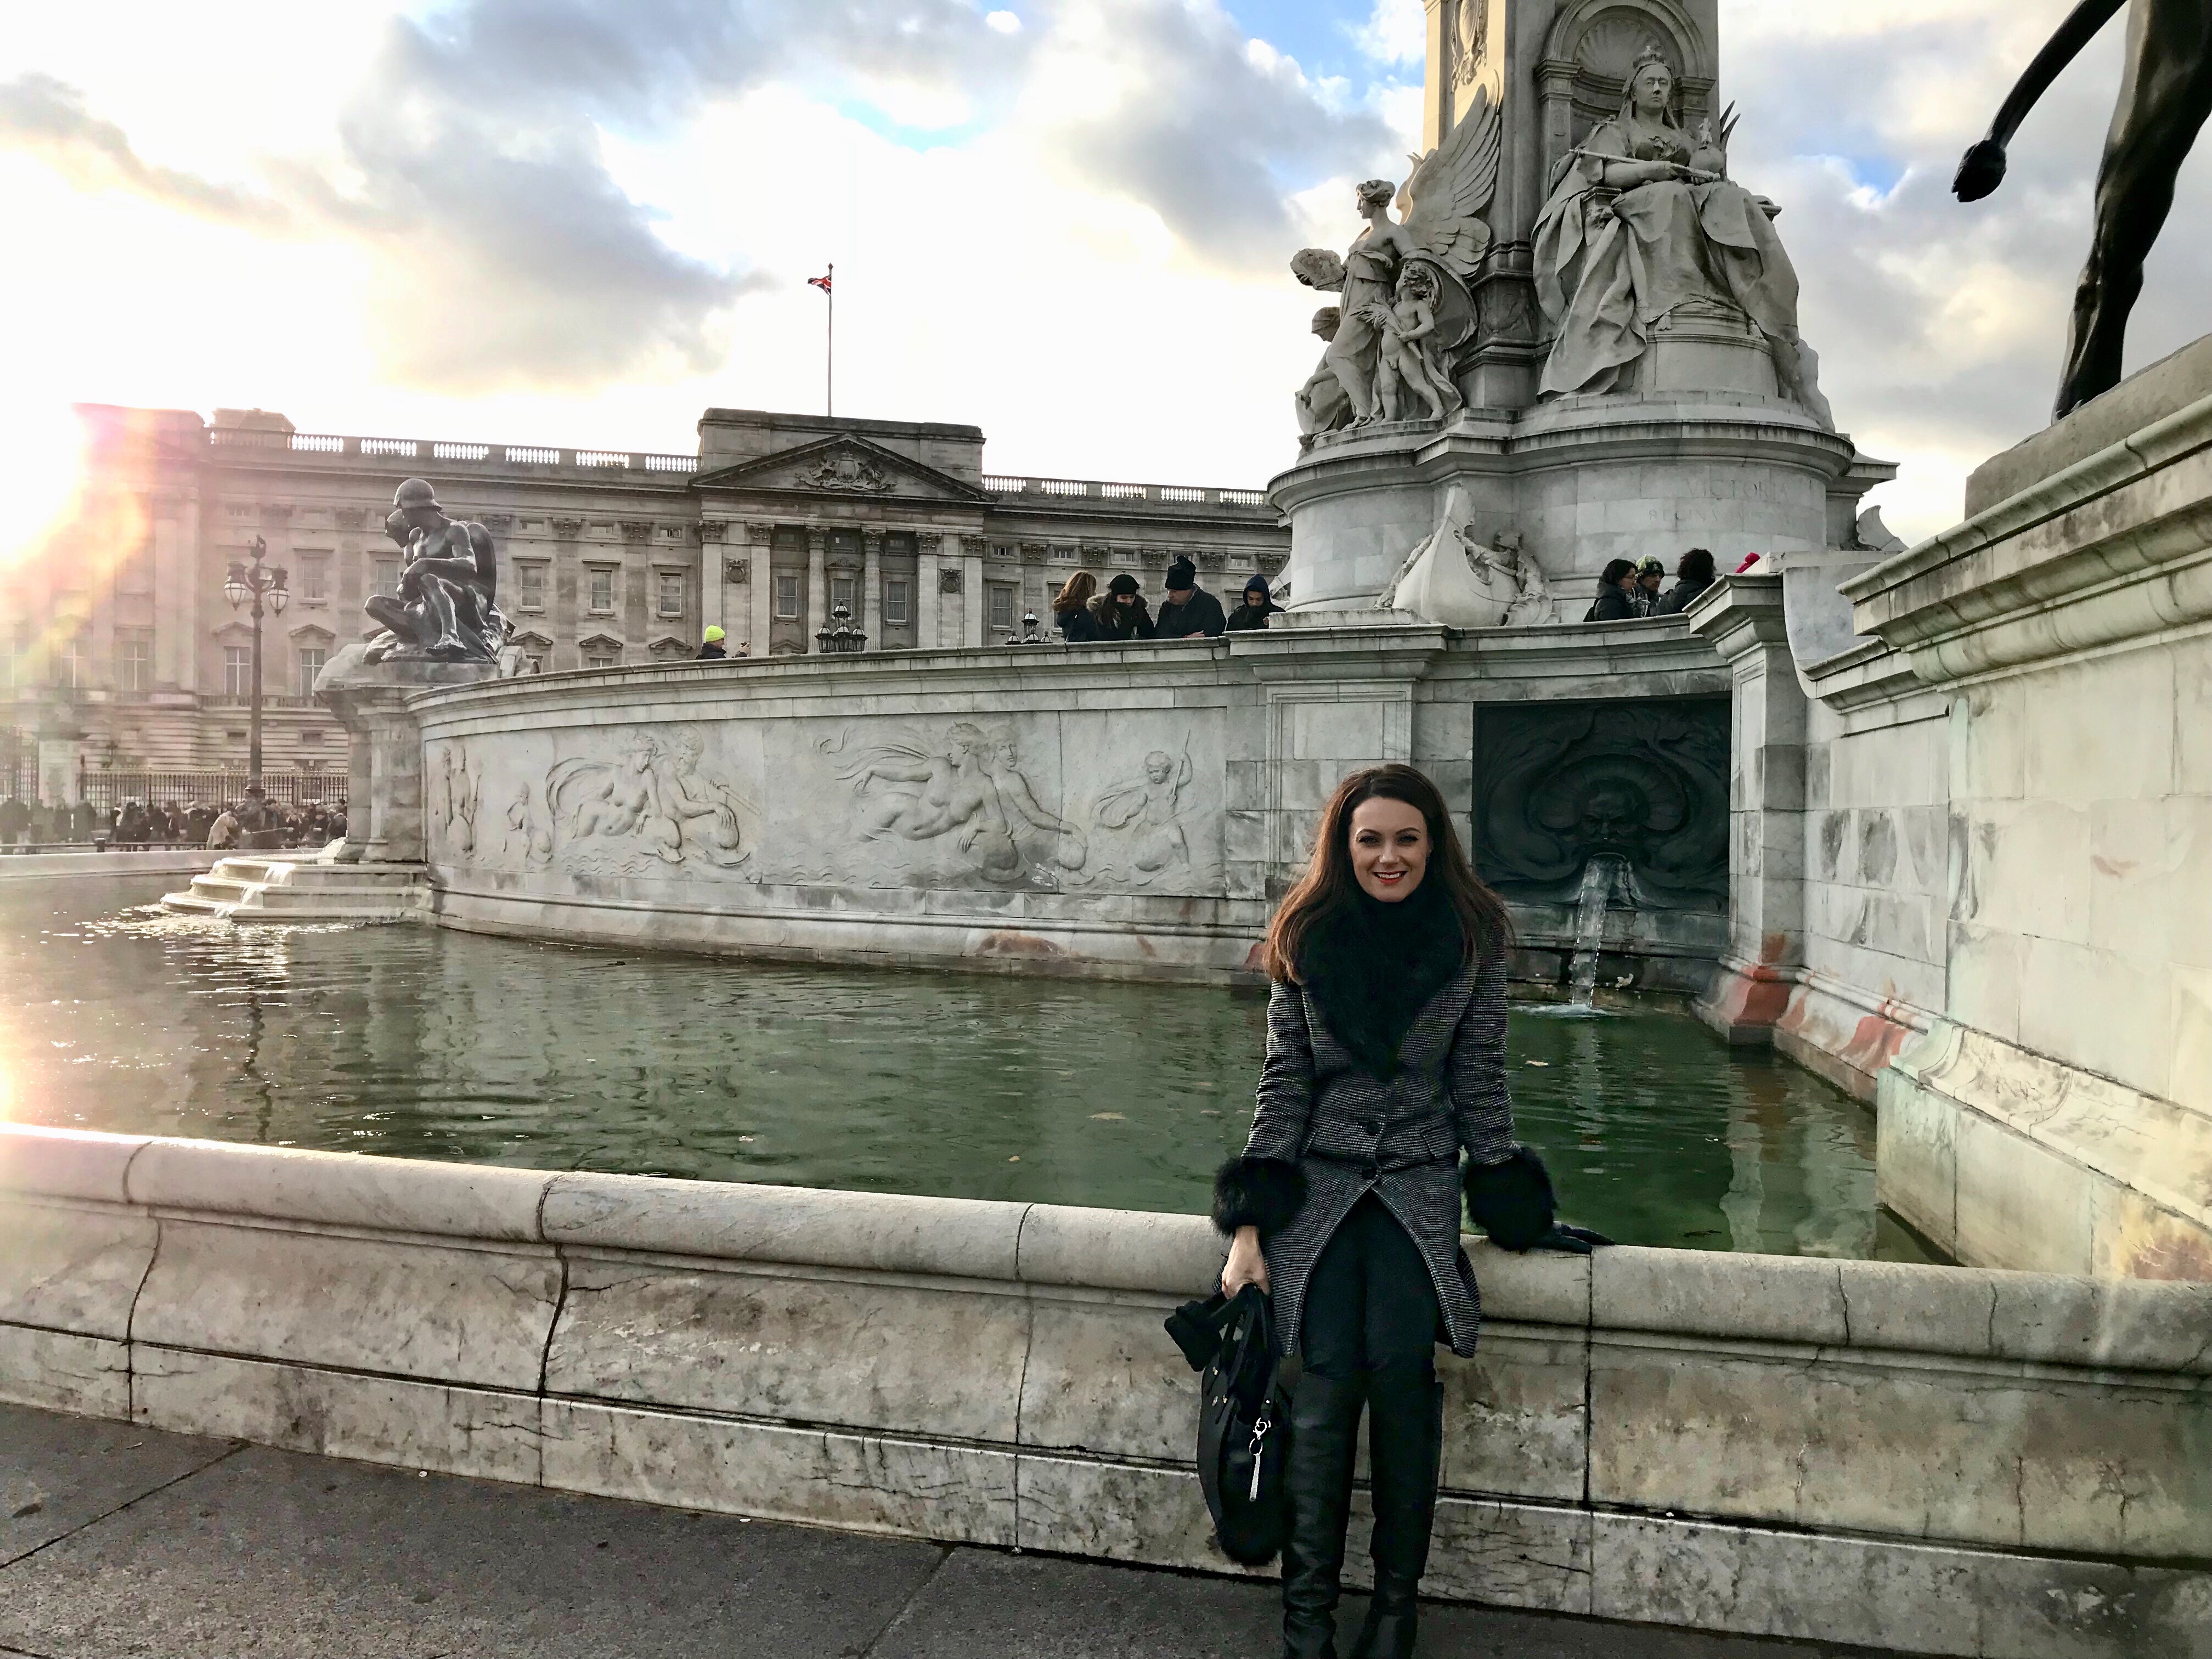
[1279,1371,1365,1659]
[1346,1366,1442,1659]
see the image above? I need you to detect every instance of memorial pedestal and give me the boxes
[315,644,505,866]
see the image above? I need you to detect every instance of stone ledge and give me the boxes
[1,1126,2207,1659]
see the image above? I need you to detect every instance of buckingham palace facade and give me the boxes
[3,404,1288,782]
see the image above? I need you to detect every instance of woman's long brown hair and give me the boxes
[1053,571,1097,614]
[1262,764,1511,983]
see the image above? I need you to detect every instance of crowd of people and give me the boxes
[1050,558,1279,644]
[1582,548,1718,622]
[0,788,345,851]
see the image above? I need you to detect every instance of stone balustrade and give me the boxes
[2,1121,2205,1658]
[201,427,1275,516]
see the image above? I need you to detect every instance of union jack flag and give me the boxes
[808,272,833,294]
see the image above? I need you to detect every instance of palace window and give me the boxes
[297,647,325,698]
[588,568,615,613]
[988,584,1015,632]
[657,571,684,617]
[884,578,910,626]
[775,573,800,620]
[373,557,400,597]
[584,643,620,669]
[60,635,93,690]
[831,575,856,616]
[224,646,251,697]
[116,635,153,692]
[517,563,546,610]
[300,558,328,602]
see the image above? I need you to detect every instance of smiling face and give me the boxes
[1348,795,1430,902]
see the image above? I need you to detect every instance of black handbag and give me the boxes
[1166,1283,1290,1565]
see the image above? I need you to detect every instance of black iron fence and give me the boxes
[72,771,346,814]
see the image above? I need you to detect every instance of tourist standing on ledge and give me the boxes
[696,626,728,660]
[1094,573,1155,640]
[1154,557,1226,639]
[1053,572,1103,642]
[1583,559,1641,622]
[1224,574,1282,631]
[1632,556,1667,616]
[1653,548,1717,616]
[1215,764,1593,1659]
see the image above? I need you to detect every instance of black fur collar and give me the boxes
[1297,881,1467,1080]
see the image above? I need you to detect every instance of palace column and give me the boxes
[957,533,985,647]
[861,527,883,649]
[744,521,776,657]
[916,533,942,650]
[805,526,827,651]
[699,520,727,645]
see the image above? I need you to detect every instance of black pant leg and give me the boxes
[1357,1197,1441,1376]
[1300,1195,1373,1380]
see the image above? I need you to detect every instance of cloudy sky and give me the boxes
[2,0,2204,543]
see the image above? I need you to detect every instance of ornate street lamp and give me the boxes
[223,534,289,788]
[814,601,866,655]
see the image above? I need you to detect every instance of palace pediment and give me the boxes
[694,435,990,504]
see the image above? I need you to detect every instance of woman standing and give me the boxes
[1053,572,1103,643]
[1214,765,1564,1659]
[1582,558,1641,622]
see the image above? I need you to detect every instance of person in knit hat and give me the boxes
[1093,571,1156,641]
[696,625,728,661]
[1154,556,1226,639]
[1225,573,1282,631]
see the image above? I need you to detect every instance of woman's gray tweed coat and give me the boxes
[1238,952,1514,1359]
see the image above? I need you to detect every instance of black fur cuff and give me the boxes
[1212,1155,1307,1238]
[1464,1145,1556,1252]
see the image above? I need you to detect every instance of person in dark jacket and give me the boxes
[1632,556,1667,616]
[1224,573,1282,631]
[696,625,728,660]
[1653,547,1718,616]
[1583,558,1640,622]
[1153,557,1227,639]
[1053,572,1103,642]
[1093,573,1155,640]
[1216,765,1599,1659]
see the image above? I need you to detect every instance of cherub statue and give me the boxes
[1290,87,1500,427]
[1361,262,1464,424]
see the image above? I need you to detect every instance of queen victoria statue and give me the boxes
[1532,48,1834,429]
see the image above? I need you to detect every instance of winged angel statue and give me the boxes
[1292,88,1502,436]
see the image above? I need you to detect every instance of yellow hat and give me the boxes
[703,625,726,642]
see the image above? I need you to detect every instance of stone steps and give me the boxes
[160,855,430,922]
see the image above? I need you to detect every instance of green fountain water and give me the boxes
[0,876,1935,1260]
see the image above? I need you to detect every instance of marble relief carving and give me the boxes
[432,747,480,856]
[802,450,893,492]
[1074,747,1195,885]
[823,724,1086,887]
[544,730,754,876]
[503,781,554,868]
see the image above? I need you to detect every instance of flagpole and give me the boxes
[826,262,834,419]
